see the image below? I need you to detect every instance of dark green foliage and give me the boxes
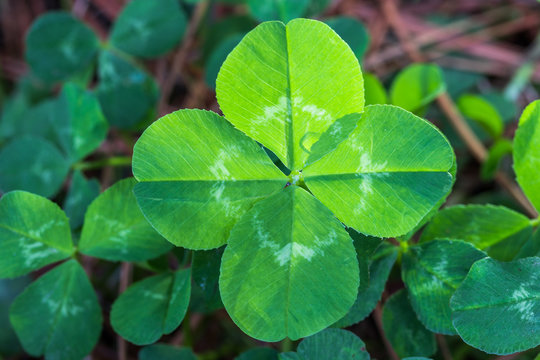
[110,0,187,58]
[139,344,197,360]
[25,12,99,83]
[95,50,159,129]
[111,269,191,345]
[1,5,540,360]
[9,260,102,359]
[382,290,437,358]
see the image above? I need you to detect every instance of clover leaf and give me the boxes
[111,269,191,345]
[450,257,540,355]
[0,191,74,279]
[9,260,102,359]
[25,12,99,84]
[132,18,454,341]
[402,239,486,335]
[216,19,365,170]
[132,109,288,250]
[79,178,172,262]
[219,185,359,340]
[514,100,540,212]
[382,289,437,358]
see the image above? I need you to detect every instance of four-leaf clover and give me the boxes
[132,19,454,341]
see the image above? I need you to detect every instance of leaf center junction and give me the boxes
[288,170,304,186]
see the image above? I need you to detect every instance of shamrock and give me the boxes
[132,19,454,341]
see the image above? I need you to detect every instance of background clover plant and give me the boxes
[1,1,540,359]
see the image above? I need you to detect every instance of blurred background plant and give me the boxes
[1,0,540,359]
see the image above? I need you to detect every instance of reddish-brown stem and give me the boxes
[117,262,133,360]
[373,303,400,360]
[158,0,210,116]
[437,334,453,360]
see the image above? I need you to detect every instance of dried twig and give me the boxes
[437,334,453,360]
[158,0,210,115]
[117,262,133,360]
[373,303,400,360]
[365,4,517,67]
[71,0,89,18]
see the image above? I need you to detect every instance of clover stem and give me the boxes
[288,170,309,191]
[398,239,409,253]
[373,303,400,360]
[280,337,293,352]
[71,156,132,171]
[437,334,453,360]
[117,262,132,360]
[182,311,194,347]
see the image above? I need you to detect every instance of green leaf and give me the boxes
[306,113,359,166]
[50,83,108,163]
[325,17,370,61]
[516,227,540,259]
[132,109,287,249]
[68,61,95,88]
[13,74,53,104]
[305,0,331,16]
[219,186,358,341]
[111,269,191,345]
[139,344,196,360]
[190,247,224,313]
[216,19,364,170]
[402,239,486,335]
[349,231,382,292]
[450,257,540,355]
[296,328,369,360]
[457,94,504,139]
[483,92,517,123]
[25,12,99,83]
[364,73,388,105]
[303,105,454,237]
[63,171,100,230]
[420,205,533,260]
[279,352,303,360]
[513,100,540,211]
[398,149,457,243]
[3,98,56,141]
[390,64,445,113]
[0,93,30,141]
[79,178,172,262]
[9,260,102,359]
[4,84,107,165]
[0,276,31,356]
[110,0,187,58]
[382,289,437,358]
[442,68,481,99]
[248,0,309,22]
[201,15,256,61]
[0,191,73,278]
[333,243,398,328]
[96,50,159,129]
[205,34,244,89]
[0,136,69,198]
[236,347,279,360]
[481,138,513,180]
